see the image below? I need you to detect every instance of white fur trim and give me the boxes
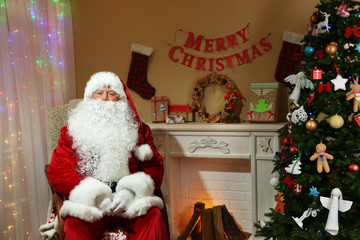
[84,71,126,99]
[283,32,304,45]
[39,217,58,239]
[134,144,154,161]
[116,172,154,197]
[59,177,112,222]
[126,196,164,219]
[131,43,154,56]
[60,200,103,222]
[69,177,112,205]
[115,172,163,218]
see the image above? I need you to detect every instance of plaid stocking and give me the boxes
[275,32,303,88]
[126,43,156,100]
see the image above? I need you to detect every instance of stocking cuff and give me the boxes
[131,43,154,56]
[283,32,304,45]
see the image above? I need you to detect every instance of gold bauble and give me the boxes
[329,114,344,129]
[306,119,317,131]
[290,104,297,110]
[325,44,337,55]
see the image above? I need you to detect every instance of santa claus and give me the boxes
[46,71,168,239]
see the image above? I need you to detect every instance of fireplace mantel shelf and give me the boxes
[148,122,285,239]
[149,122,285,132]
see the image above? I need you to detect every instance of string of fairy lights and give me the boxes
[1,0,71,238]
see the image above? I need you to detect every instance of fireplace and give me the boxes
[149,123,283,239]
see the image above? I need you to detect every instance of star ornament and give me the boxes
[355,43,360,53]
[330,74,348,90]
[309,186,320,197]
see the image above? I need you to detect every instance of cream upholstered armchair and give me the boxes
[40,99,169,240]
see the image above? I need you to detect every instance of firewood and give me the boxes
[201,209,215,240]
[212,205,225,240]
[178,202,205,240]
[221,205,251,240]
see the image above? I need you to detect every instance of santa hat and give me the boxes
[84,71,127,99]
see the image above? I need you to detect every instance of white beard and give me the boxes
[67,99,139,182]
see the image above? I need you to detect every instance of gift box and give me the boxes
[312,69,322,80]
[166,114,185,124]
[151,96,169,123]
[247,83,280,122]
[353,113,360,127]
[169,105,194,122]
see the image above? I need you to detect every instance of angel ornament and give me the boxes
[284,72,314,107]
[310,142,333,173]
[346,76,360,112]
[320,188,353,236]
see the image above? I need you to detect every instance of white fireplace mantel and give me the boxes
[148,122,284,238]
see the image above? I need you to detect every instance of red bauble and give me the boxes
[289,145,298,155]
[310,13,319,24]
[349,164,360,172]
[281,137,290,146]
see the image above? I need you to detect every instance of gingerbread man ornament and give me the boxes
[310,142,333,173]
[346,76,360,112]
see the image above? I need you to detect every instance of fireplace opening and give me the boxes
[176,158,252,235]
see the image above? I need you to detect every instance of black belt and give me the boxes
[106,181,117,193]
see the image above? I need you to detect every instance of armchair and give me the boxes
[41,99,169,240]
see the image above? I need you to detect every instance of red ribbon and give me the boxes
[314,49,324,59]
[267,111,275,120]
[225,91,242,100]
[247,111,253,120]
[307,92,315,105]
[317,82,332,93]
[233,91,242,99]
[283,175,296,188]
[345,25,360,38]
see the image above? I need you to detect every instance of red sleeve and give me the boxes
[138,123,164,190]
[47,126,83,198]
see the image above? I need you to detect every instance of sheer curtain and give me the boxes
[0,0,75,239]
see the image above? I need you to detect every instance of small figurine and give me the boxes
[310,142,333,173]
[320,188,353,235]
[336,1,350,18]
[316,12,331,34]
[274,194,285,215]
[292,208,319,229]
[346,76,360,112]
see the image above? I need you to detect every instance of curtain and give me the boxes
[0,0,75,239]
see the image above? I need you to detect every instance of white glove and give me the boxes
[111,189,135,215]
[95,196,112,215]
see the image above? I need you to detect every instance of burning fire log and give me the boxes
[177,202,251,240]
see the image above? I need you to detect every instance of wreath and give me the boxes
[192,73,243,123]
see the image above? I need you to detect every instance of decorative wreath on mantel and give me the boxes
[192,72,243,123]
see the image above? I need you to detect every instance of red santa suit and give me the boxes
[47,71,168,240]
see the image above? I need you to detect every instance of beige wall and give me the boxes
[70,0,318,123]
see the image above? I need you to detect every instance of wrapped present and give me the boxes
[151,96,169,123]
[166,114,185,124]
[353,113,360,127]
[247,83,280,122]
[169,104,194,122]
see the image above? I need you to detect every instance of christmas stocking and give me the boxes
[127,43,156,99]
[275,32,303,88]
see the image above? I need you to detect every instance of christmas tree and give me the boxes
[256,0,360,239]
